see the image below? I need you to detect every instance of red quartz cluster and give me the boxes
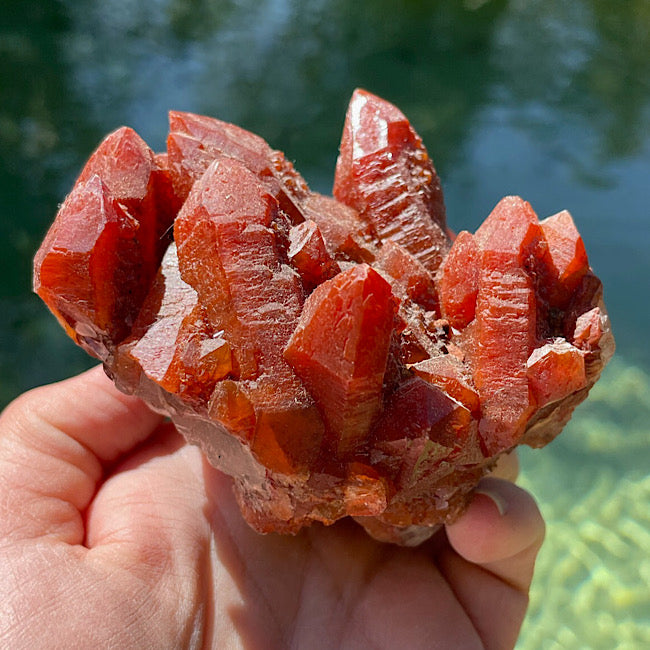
[34,89,614,545]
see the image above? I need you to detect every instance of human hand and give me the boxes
[0,367,544,649]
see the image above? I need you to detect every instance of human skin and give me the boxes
[0,366,544,649]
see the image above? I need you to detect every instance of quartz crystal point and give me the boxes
[284,264,397,455]
[33,127,175,357]
[333,88,449,274]
[33,89,614,545]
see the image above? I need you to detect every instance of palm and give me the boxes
[0,368,543,649]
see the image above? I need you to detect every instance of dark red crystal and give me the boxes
[33,89,614,544]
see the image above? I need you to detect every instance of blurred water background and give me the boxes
[1,1,648,646]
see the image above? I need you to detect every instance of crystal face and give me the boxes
[33,89,614,545]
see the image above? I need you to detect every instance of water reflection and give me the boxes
[493,0,650,165]
[57,0,507,183]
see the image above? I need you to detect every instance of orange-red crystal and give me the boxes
[33,89,614,544]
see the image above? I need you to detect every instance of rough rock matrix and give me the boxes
[34,89,614,545]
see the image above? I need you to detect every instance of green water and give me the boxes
[1,1,648,646]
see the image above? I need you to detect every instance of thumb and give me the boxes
[445,477,546,591]
[437,478,545,650]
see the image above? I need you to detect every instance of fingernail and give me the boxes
[474,486,508,516]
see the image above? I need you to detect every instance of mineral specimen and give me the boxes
[33,88,614,545]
